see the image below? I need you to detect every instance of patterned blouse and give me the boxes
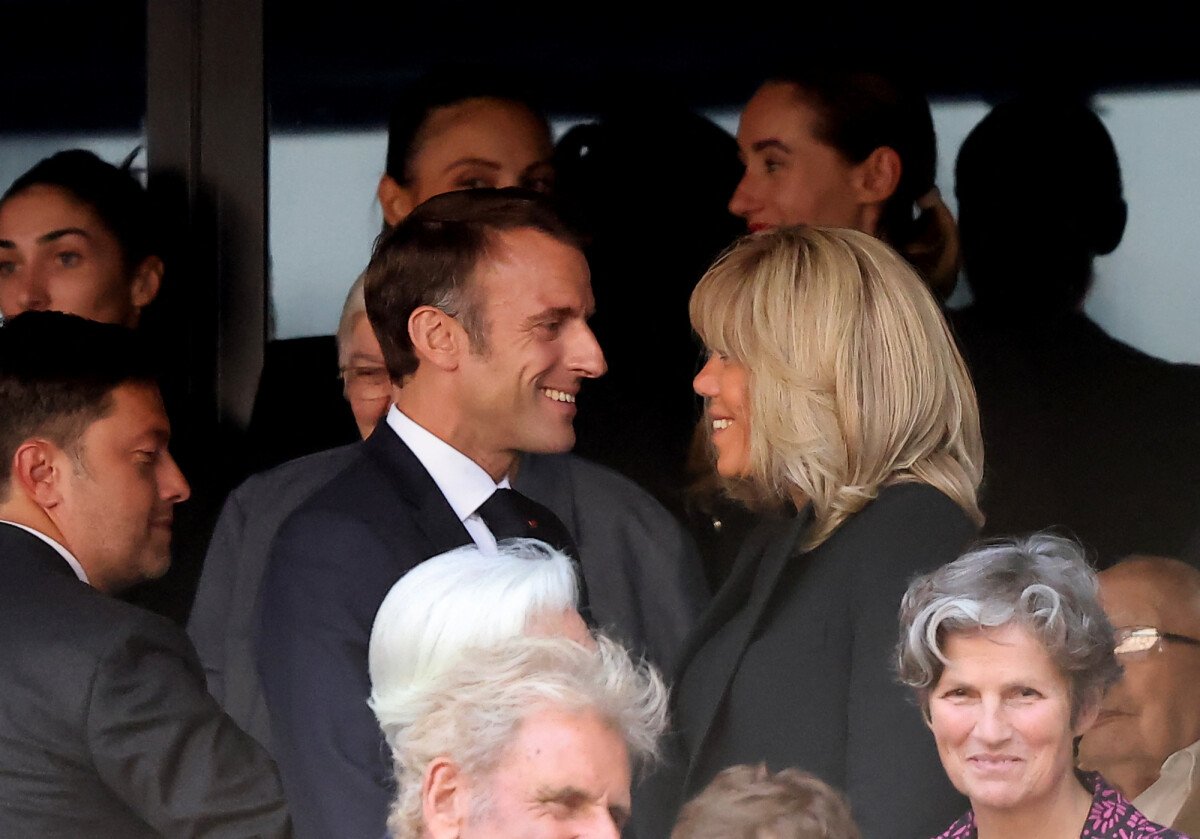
[932,771,1191,838]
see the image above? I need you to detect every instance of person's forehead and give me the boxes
[472,229,589,301]
[87,381,169,440]
[0,184,107,235]
[504,706,628,778]
[1100,565,1176,625]
[418,98,550,155]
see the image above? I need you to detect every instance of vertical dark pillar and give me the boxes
[141,0,267,623]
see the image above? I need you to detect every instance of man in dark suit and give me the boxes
[254,189,707,838]
[0,312,291,838]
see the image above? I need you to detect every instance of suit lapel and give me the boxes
[680,505,813,793]
[360,426,473,556]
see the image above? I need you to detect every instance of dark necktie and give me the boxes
[474,488,591,622]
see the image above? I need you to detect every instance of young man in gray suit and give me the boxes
[252,189,707,839]
[0,312,291,838]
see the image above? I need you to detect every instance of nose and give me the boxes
[159,450,192,504]
[3,266,50,316]
[693,354,720,397]
[727,169,758,220]
[583,813,623,839]
[974,698,1013,745]
[571,322,607,379]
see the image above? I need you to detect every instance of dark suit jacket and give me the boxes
[251,425,708,839]
[0,523,291,839]
[644,483,975,839]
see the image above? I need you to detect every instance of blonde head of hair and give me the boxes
[689,226,983,549]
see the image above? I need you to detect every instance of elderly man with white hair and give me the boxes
[375,634,667,839]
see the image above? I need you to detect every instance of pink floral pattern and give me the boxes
[931,772,1191,838]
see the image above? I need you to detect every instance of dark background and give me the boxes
[7,3,1200,134]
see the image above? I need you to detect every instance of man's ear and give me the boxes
[377,174,416,227]
[854,145,903,205]
[408,306,464,372]
[422,757,470,839]
[11,440,66,509]
[129,255,164,313]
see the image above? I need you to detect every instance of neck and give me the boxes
[395,381,518,483]
[0,498,62,545]
[973,772,1093,839]
[1098,758,1162,800]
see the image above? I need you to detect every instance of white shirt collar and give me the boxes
[385,405,509,524]
[0,520,90,584]
[1133,737,1200,825]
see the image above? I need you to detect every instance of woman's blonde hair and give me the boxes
[690,226,983,548]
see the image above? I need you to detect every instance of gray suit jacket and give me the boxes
[188,435,707,758]
[0,523,291,839]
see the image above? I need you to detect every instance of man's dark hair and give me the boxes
[2,149,156,276]
[364,187,581,382]
[0,311,157,499]
[384,68,548,186]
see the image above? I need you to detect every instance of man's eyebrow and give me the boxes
[536,784,591,806]
[524,306,578,325]
[37,227,92,245]
[750,138,792,155]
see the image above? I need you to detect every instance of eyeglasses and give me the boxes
[1113,626,1200,657]
[338,365,391,400]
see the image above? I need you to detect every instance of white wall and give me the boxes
[4,91,1198,365]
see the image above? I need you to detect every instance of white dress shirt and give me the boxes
[0,519,90,584]
[1134,737,1200,826]
[385,405,508,554]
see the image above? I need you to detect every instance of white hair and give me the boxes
[368,538,580,741]
[335,270,369,365]
[387,634,669,839]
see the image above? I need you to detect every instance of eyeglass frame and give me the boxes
[1112,625,1200,657]
[337,364,391,400]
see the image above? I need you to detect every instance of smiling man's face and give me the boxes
[449,226,606,479]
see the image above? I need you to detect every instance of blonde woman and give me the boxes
[653,226,984,839]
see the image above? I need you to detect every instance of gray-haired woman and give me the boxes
[896,534,1190,839]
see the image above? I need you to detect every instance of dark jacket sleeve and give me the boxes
[88,611,292,839]
[256,509,398,839]
[188,483,251,703]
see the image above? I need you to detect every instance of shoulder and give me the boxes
[824,483,975,558]
[538,452,680,522]
[1084,772,1187,837]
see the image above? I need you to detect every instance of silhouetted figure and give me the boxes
[951,96,1200,566]
[554,101,744,537]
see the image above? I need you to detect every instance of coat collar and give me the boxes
[678,503,813,793]
[360,426,473,556]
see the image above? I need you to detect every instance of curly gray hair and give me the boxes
[386,633,668,839]
[896,533,1122,723]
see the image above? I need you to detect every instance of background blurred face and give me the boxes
[462,707,631,839]
[728,82,869,233]
[452,227,605,478]
[693,352,751,479]
[928,623,1094,817]
[340,313,391,438]
[1078,565,1200,796]
[0,185,146,326]
[382,97,555,225]
[51,382,190,592]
